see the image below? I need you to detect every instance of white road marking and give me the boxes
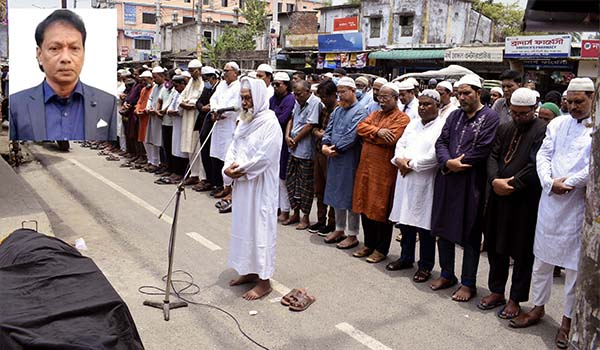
[69,159,174,224]
[270,279,292,296]
[335,322,393,350]
[186,232,222,251]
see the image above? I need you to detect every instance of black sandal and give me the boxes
[413,269,431,283]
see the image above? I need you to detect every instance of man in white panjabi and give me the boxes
[224,77,282,300]
[509,77,594,350]
[178,59,203,180]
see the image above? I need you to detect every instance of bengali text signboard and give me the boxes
[504,34,571,58]
[333,17,358,32]
[581,40,600,59]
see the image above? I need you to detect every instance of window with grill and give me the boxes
[221,0,228,7]
[142,12,156,24]
[370,17,381,38]
[204,31,213,44]
[399,15,414,37]
[134,39,152,50]
[286,4,294,12]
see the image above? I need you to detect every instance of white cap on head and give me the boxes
[510,88,537,106]
[142,64,150,70]
[373,77,388,85]
[257,63,273,74]
[567,77,595,92]
[324,72,334,78]
[311,84,319,92]
[337,77,356,89]
[562,90,567,96]
[151,66,165,74]
[247,71,257,79]
[405,77,419,87]
[274,72,290,82]
[201,66,216,75]
[457,74,482,89]
[380,82,399,95]
[226,61,240,72]
[355,76,369,86]
[120,69,131,77]
[188,59,202,69]
[182,71,192,78]
[453,81,460,88]
[397,80,415,91]
[140,70,153,78]
[420,89,441,103]
[491,87,504,96]
[437,81,453,92]
[174,68,183,75]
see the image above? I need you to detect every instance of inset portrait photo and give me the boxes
[8,8,117,141]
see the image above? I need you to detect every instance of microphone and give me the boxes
[215,106,239,113]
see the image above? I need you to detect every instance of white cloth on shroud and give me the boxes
[179,77,203,154]
[534,114,592,271]
[388,115,446,230]
[223,77,283,280]
[210,79,241,161]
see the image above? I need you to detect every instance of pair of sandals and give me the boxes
[215,199,232,213]
[477,298,521,320]
[154,176,181,185]
[280,288,316,312]
[192,181,214,192]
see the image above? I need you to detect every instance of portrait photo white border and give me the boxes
[8,8,117,96]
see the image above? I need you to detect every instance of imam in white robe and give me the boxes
[223,78,282,280]
[388,115,446,230]
[534,114,592,271]
[168,90,188,158]
[210,79,241,161]
[179,77,203,154]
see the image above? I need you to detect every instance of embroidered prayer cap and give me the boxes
[396,80,414,91]
[201,66,216,75]
[182,71,192,78]
[151,66,165,74]
[491,87,503,96]
[373,77,388,85]
[510,88,537,106]
[257,63,273,74]
[381,82,399,95]
[188,59,202,69]
[355,76,369,86]
[457,74,482,89]
[567,77,595,92]
[428,78,438,85]
[274,72,290,82]
[436,81,453,92]
[420,89,441,103]
[139,70,153,78]
[337,77,356,89]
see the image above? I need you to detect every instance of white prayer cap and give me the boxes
[174,68,183,75]
[491,87,504,96]
[355,76,369,86]
[225,61,240,72]
[311,84,319,93]
[142,64,150,70]
[324,72,334,78]
[380,82,399,95]
[436,81,453,92]
[119,69,131,76]
[257,63,273,74]
[201,66,216,75]
[274,72,290,82]
[151,66,165,74]
[247,71,257,79]
[182,71,192,78]
[532,90,540,98]
[337,77,356,89]
[420,89,441,103]
[562,90,567,96]
[140,70,153,78]
[510,88,537,106]
[405,77,419,87]
[117,69,126,75]
[567,77,595,92]
[396,80,414,91]
[373,77,388,85]
[457,74,482,89]
[453,81,460,88]
[188,59,202,69]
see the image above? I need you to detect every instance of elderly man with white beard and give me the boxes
[223,77,283,301]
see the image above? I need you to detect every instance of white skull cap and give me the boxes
[337,77,356,89]
[510,88,537,106]
[437,81,453,92]
[457,74,482,89]
[188,59,202,69]
[257,63,273,74]
[274,72,290,82]
[567,77,595,92]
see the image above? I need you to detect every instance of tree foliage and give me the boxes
[202,0,266,65]
[472,0,524,40]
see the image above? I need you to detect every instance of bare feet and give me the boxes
[478,292,506,310]
[242,279,272,300]
[229,273,258,286]
[499,299,521,319]
[509,305,545,328]
[452,285,477,302]
[429,276,457,291]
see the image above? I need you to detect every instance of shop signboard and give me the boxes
[504,34,571,58]
[120,46,129,57]
[318,32,363,53]
[285,34,318,49]
[581,39,600,59]
[124,4,136,25]
[333,17,358,32]
[444,47,504,62]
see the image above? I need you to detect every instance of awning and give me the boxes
[369,49,445,60]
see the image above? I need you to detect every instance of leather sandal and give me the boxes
[288,291,316,312]
[555,326,570,349]
[366,250,386,263]
[352,247,373,258]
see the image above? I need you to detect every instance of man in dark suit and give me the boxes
[9,9,116,141]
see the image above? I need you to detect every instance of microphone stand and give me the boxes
[143,113,219,321]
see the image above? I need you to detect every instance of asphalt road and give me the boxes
[15,142,566,350]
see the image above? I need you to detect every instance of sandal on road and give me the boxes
[288,291,316,312]
[477,298,507,311]
[497,305,520,320]
[413,269,431,283]
[106,154,120,161]
[154,176,177,185]
[280,288,305,306]
[555,327,570,349]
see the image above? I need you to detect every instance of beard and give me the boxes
[239,108,254,122]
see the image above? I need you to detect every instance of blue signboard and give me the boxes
[318,32,363,53]
[124,4,137,24]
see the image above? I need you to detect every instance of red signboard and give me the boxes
[581,39,599,58]
[333,16,358,32]
[120,46,129,57]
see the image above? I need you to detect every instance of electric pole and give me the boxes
[196,0,202,60]
[154,0,161,63]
